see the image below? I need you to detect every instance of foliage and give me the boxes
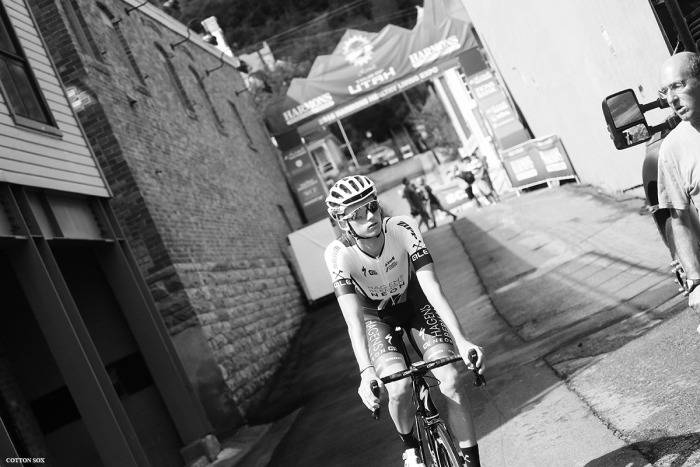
[176,0,429,147]
[410,89,462,151]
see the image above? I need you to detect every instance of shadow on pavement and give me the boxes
[584,433,700,466]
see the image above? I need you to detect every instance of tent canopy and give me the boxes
[264,0,476,137]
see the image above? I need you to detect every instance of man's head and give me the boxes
[402,177,410,186]
[660,52,700,125]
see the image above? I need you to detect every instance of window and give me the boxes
[95,4,144,83]
[191,67,223,129]
[228,100,256,150]
[0,3,59,135]
[154,43,195,116]
[60,0,99,60]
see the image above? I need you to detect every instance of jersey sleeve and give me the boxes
[324,241,356,297]
[393,215,433,269]
[658,143,690,210]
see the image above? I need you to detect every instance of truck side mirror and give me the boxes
[602,89,652,149]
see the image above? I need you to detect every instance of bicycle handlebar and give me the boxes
[369,352,487,420]
[379,354,463,384]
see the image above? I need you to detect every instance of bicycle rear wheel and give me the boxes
[433,423,463,467]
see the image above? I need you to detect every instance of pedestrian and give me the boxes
[466,155,499,204]
[402,177,434,230]
[656,51,700,314]
[323,175,485,467]
[418,177,458,224]
[453,165,483,209]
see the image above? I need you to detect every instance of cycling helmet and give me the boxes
[325,175,377,220]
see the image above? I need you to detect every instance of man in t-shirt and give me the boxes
[657,52,700,313]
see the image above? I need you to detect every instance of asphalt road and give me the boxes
[237,184,700,467]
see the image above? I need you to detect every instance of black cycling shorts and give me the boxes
[363,276,455,375]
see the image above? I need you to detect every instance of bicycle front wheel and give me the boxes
[433,423,463,467]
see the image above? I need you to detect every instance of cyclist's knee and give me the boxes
[436,365,464,396]
[386,379,412,403]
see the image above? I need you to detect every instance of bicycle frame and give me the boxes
[392,327,462,467]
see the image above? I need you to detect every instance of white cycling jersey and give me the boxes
[324,215,433,310]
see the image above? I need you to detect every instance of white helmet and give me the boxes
[325,175,377,220]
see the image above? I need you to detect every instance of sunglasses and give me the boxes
[342,200,380,221]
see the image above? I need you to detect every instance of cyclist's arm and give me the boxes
[415,264,485,372]
[337,293,383,410]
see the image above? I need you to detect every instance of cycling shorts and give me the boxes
[364,276,455,375]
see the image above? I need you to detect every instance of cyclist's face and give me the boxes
[660,54,700,125]
[344,198,381,236]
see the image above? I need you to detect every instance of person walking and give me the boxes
[465,156,499,205]
[452,165,483,209]
[419,177,458,224]
[402,177,434,230]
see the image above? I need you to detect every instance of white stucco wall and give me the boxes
[460,0,672,192]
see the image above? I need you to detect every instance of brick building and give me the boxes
[27,0,308,429]
[0,0,308,465]
[0,0,232,465]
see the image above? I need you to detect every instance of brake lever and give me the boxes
[370,380,380,420]
[467,349,487,387]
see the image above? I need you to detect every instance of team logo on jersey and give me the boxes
[411,248,429,262]
[333,278,353,288]
[397,221,418,241]
[412,240,425,251]
[332,270,345,281]
[362,266,378,276]
[384,256,397,272]
[385,333,393,345]
[367,274,405,297]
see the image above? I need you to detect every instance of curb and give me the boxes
[211,408,303,467]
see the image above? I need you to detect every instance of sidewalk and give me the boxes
[218,183,699,466]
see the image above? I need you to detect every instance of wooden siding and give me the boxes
[0,0,109,197]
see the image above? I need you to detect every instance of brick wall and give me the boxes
[29,0,307,429]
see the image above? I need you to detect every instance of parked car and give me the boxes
[400,145,414,159]
[367,145,399,167]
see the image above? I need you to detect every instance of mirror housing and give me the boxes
[602,89,652,149]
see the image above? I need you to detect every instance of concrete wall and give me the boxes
[29,0,307,431]
[460,0,672,192]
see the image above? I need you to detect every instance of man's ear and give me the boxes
[337,219,350,231]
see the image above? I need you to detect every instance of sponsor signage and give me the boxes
[409,35,461,69]
[311,61,455,128]
[500,134,576,188]
[282,146,328,223]
[460,52,529,150]
[283,93,335,125]
[266,14,479,136]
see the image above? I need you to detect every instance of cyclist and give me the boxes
[324,175,485,467]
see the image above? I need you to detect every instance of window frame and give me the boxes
[0,2,61,137]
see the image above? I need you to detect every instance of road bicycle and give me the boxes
[370,327,486,467]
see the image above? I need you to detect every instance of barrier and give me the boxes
[500,134,578,192]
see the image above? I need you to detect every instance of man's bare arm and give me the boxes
[671,208,700,310]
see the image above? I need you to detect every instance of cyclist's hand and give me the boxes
[689,286,700,313]
[359,370,383,411]
[457,342,485,374]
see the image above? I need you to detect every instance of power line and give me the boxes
[244,0,372,51]
[269,8,417,52]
